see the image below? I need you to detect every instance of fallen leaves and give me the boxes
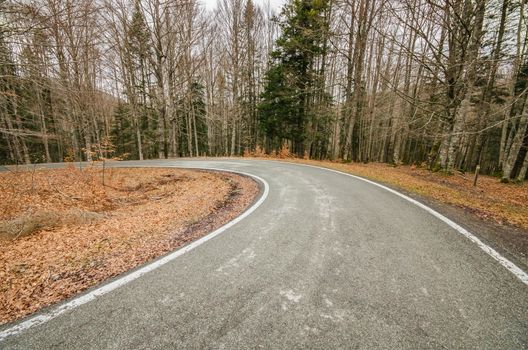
[0,166,259,325]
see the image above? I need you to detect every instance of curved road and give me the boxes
[1,159,527,349]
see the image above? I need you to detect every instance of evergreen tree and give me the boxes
[258,0,331,155]
[111,103,136,159]
[258,65,298,149]
[190,82,208,154]
[123,1,151,160]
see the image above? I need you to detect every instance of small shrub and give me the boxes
[278,142,292,159]
[254,145,266,157]
[64,148,76,162]
[244,145,267,158]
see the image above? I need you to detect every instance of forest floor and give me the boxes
[0,165,259,325]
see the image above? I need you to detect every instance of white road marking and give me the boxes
[0,168,270,342]
[2,159,526,342]
[279,161,528,286]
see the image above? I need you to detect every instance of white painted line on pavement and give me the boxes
[279,161,528,286]
[0,168,270,342]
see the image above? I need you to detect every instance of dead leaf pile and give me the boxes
[0,166,259,325]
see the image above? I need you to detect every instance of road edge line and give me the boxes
[275,160,528,286]
[0,168,270,342]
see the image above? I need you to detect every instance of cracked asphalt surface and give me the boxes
[1,159,527,349]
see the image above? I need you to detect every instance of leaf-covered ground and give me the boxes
[0,166,259,325]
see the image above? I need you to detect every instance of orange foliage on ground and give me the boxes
[0,166,258,325]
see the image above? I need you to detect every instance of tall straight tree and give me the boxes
[1,0,527,181]
[258,0,331,155]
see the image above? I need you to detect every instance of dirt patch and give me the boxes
[0,166,259,325]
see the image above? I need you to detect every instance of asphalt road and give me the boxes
[1,159,527,349]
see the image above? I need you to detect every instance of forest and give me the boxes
[1,0,528,182]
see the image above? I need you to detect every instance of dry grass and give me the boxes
[0,210,104,240]
[0,165,259,325]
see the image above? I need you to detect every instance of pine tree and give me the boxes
[111,103,136,159]
[123,1,151,160]
[258,0,331,156]
[190,82,208,155]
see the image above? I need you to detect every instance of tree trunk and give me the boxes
[502,113,528,181]
[516,148,528,182]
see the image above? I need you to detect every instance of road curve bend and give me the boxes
[1,159,527,349]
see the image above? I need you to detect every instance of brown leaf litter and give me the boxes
[0,165,259,325]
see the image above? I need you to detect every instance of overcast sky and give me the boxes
[200,0,286,11]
